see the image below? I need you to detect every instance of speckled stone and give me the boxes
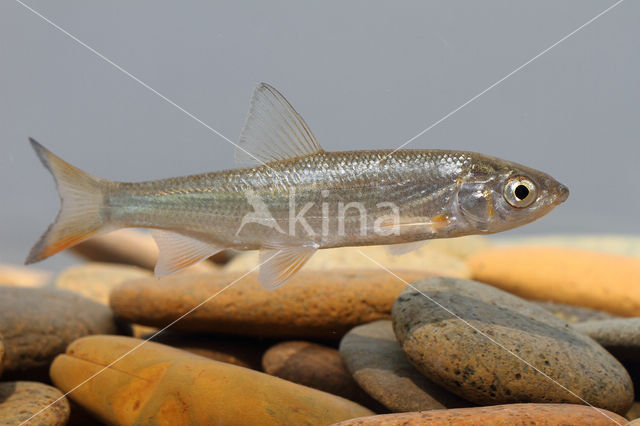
[55,263,152,305]
[50,335,373,425]
[339,320,467,412]
[468,246,640,316]
[573,318,640,362]
[534,301,618,323]
[225,245,471,279]
[332,403,628,425]
[391,277,634,415]
[0,381,70,426]
[147,331,268,369]
[0,286,120,373]
[262,341,380,410]
[110,270,426,339]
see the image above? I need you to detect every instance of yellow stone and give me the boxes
[50,335,373,425]
[468,246,640,317]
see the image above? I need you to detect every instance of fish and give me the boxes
[25,83,569,289]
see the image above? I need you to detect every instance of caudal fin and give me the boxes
[26,138,111,264]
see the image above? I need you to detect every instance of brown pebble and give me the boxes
[262,341,381,410]
[0,381,70,426]
[0,286,120,373]
[331,403,627,425]
[110,270,427,339]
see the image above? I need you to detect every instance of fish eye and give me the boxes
[504,177,537,208]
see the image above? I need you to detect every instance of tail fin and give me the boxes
[26,138,111,264]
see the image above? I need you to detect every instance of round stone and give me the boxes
[0,286,120,373]
[467,246,640,316]
[0,334,4,378]
[573,318,640,362]
[0,264,51,288]
[110,269,427,339]
[534,301,618,323]
[55,263,152,305]
[332,403,628,425]
[339,320,467,412]
[262,341,379,409]
[50,335,374,425]
[0,381,70,426]
[391,277,634,415]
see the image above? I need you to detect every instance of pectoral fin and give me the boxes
[387,240,429,256]
[258,244,318,290]
[151,230,224,275]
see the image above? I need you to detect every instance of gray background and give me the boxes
[1,1,638,271]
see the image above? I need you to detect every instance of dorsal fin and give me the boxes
[151,230,224,275]
[235,83,324,166]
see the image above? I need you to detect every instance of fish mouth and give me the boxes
[555,183,570,204]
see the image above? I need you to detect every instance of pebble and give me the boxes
[0,286,120,373]
[573,318,640,361]
[50,335,374,425]
[71,229,223,272]
[493,234,640,257]
[331,403,628,425]
[533,301,618,323]
[110,269,426,339]
[339,320,467,412]
[0,381,70,426]
[391,277,634,414]
[147,331,268,369]
[0,264,51,287]
[225,245,471,279]
[467,246,640,316]
[55,262,152,305]
[262,341,380,409]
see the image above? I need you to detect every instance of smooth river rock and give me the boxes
[0,334,4,378]
[468,246,640,316]
[110,270,426,339]
[0,381,70,426]
[55,262,152,305]
[573,318,640,361]
[0,286,120,373]
[339,320,467,412]
[50,335,373,425]
[332,403,628,426]
[225,245,471,279]
[534,301,618,323]
[262,341,380,410]
[391,277,634,415]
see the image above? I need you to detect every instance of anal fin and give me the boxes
[151,230,224,275]
[387,240,429,256]
[258,244,318,289]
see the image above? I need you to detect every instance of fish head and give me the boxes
[455,156,569,233]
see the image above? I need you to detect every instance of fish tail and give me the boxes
[25,138,113,264]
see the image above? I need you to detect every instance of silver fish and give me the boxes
[26,83,569,288]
